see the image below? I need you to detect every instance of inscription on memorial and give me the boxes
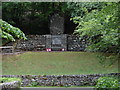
[52,36,62,45]
[52,36,62,47]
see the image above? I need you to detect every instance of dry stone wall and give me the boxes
[67,35,87,51]
[1,73,119,87]
[0,81,21,89]
[15,35,46,52]
[4,35,87,52]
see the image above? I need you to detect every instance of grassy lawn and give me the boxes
[2,52,118,75]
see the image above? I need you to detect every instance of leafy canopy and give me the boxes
[2,2,68,35]
[69,2,120,53]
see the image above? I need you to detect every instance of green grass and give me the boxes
[2,51,118,75]
[0,77,21,84]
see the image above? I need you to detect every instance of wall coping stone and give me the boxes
[0,81,21,89]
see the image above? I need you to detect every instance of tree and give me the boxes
[0,19,27,45]
[69,2,120,53]
[67,2,106,17]
[2,2,68,35]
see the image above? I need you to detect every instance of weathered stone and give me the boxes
[1,81,21,89]
[50,14,64,35]
[67,35,87,51]
[4,35,88,52]
[46,34,67,51]
[1,73,119,87]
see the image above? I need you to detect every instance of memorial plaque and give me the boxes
[52,35,62,48]
[52,36,61,44]
[52,38,61,45]
[46,35,67,51]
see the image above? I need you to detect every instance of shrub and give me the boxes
[0,19,27,45]
[95,77,119,89]
[31,81,38,87]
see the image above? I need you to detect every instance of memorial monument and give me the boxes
[46,14,67,51]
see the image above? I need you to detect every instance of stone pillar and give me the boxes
[50,14,64,35]
[46,35,52,50]
[61,34,67,51]
[46,13,67,51]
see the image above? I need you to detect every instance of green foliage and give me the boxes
[96,53,118,67]
[2,2,68,35]
[96,54,106,67]
[0,77,21,83]
[31,81,38,87]
[96,77,119,89]
[67,2,106,17]
[70,2,120,53]
[0,19,27,43]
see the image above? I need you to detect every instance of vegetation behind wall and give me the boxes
[2,2,75,35]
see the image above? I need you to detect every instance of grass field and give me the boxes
[2,52,118,75]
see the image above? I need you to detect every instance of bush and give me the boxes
[95,77,119,89]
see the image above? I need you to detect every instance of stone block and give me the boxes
[50,14,64,35]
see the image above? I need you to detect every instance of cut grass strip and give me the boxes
[2,52,118,75]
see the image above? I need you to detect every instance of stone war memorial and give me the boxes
[46,14,67,51]
[3,13,87,53]
[1,2,119,89]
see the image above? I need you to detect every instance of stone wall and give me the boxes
[4,35,87,52]
[15,35,46,52]
[0,81,21,89]
[1,73,119,87]
[1,47,14,53]
[67,35,87,51]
